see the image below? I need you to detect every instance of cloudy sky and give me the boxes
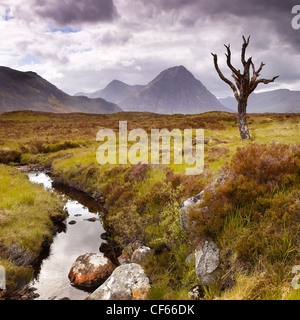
[0,0,299,98]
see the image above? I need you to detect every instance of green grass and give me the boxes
[0,165,67,295]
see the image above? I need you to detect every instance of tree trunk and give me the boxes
[237,98,250,140]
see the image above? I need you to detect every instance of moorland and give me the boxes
[0,110,299,300]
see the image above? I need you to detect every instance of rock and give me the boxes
[68,253,115,288]
[122,240,143,256]
[87,263,150,300]
[117,253,131,265]
[32,293,40,299]
[131,240,143,251]
[188,285,204,300]
[99,242,112,255]
[100,232,109,241]
[131,246,153,264]
[85,217,97,222]
[99,243,120,264]
[180,175,227,232]
[195,239,220,286]
[180,191,204,232]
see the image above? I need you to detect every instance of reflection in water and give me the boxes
[26,172,107,300]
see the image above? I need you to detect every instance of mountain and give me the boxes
[219,89,300,113]
[120,66,228,114]
[0,66,122,114]
[88,80,144,103]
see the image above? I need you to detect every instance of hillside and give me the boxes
[0,67,122,114]
[219,89,300,113]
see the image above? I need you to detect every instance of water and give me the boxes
[26,171,107,300]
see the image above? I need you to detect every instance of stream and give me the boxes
[26,171,107,300]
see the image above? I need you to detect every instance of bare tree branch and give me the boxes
[224,44,241,78]
[244,56,252,83]
[250,61,265,88]
[211,52,239,101]
[241,36,250,66]
[250,75,279,93]
[256,62,265,75]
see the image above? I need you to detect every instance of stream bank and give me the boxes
[25,170,110,300]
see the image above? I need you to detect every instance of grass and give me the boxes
[0,110,299,300]
[0,165,67,296]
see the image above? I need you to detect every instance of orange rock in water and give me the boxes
[68,253,115,288]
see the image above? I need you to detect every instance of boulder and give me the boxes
[131,246,153,264]
[88,263,150,300]
[195,239,220,286]
[68,253,115,288]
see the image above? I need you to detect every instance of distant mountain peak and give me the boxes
[88,79,144,103]
[121,65,228,114]
[105,79,128,88]
[151,65,194,82]
[71,65,230,114]
[105,79,130,89]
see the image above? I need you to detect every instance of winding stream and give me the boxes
[26,171,107,300]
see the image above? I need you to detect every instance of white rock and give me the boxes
[88,263,150,300]
[195,239,220,286]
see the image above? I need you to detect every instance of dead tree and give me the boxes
[211,36,279,140]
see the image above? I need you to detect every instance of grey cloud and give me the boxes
[96,30,132,46]
[34,0,119,25]
[139,0,300,47]
[34,49,69,64]
[152,0,296,17]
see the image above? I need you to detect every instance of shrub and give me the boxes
[189,143,300,238]
[0,148,21,164]
[187,142,300,299]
